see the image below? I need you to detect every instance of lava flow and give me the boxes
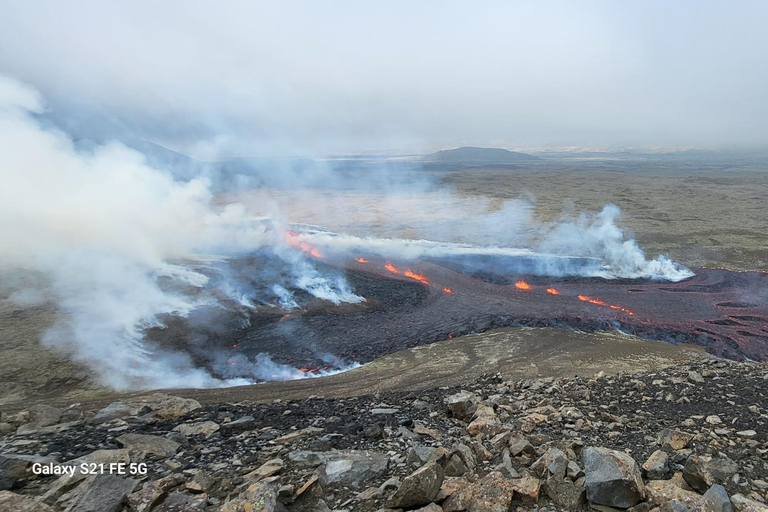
[149,256,768,379]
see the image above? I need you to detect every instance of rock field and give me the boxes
[1,359,768,511]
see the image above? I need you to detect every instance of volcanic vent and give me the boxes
[146,241,768,381]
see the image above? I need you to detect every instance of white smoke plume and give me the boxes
[0,75,360,390]
[0,75,693,392]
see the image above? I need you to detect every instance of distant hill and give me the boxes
[424,147,540,164]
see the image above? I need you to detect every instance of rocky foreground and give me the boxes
[1,359,768,512]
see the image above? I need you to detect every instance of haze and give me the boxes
[1,0,767,156]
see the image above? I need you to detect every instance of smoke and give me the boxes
[1,75,693,392]
[0,75,360,390]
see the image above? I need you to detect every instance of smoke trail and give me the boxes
[0,75,361,390]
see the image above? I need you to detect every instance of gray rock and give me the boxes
[64,474,138,512]
[406,446,449,468]
[218,481,277,512]
[322,450,389,488]
[154,491,208,512]
[387,461,444,508]
[459,471,514,512]
[26,404,61,428]
[584,446,645,508]
[185,470,213,493]
[701,484,734,512]
[220,415,256,432]
[642,450,670,479]
[508,435,536,457]
[0,491,55,511]
[171,420,220,438]
[93,394,200,424]
[658,429,695,450]
[444,454,468,477]
[41,449,130,505]
[659,499,693,512]
[730,493,768,512]
[0,453,56,491]
[542,476,586,509]
[125,474,185,512]
[683,455,739,493]
[444,390,479,421]
[116,433,181,457]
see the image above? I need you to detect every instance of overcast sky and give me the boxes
[1,1,767,156]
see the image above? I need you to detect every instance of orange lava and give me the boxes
[285,232,323,258]
[515,280,532,290]
[355,258,369,263]
[546,288,560,295]
[384,261,400,274]
[443,287,453,294]
[578,295,634,315]
[404,269,430,284]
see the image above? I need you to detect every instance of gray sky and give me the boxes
[1,0,767,155]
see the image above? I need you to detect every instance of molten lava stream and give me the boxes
[404,269,429,284]
[577,294,634,316]
[515,280,532,290]
[285,231,323,258]
[546,288,560,295]
[355,257,369,263]
[384,261,400,274]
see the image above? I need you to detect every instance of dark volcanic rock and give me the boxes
[583,446,645,507]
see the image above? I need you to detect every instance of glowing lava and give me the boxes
[546,288,560,295]
[285,232,323,258]
[443,287,453,294]
[515,280,532,290]
[578,295,634,315]
[355,258,369,263]
[384,261,400,274]
[404,269,430,284]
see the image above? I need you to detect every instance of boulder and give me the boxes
[730,494,768,512]
[41,449,130,505]
[583,446,645,508]
[243,459,284,482]
[0,491,55,511]
[15,404,61,433]
[445,391,479,421]
[0,453,56,491]
[683,455,739,493]
[542,477,586,509]
[658,429,695,450]
[701,484,734,512]
[512,474,541,503]
[642,450,670,479]
[462,471,515,512]
[645,479,703,507]
[468,406,503,436]
[406,446,449,468]
[220,415,256,432]
[116,433,181,458]
[171,420,220,438]
[64,474,138,512]
[322,450,389,488]
[387,461,444,508]
[124,474,185,512]
[154,491,207,512]
[93,394,200,424]
[219,481,277,512]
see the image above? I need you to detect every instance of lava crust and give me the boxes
[147,258,768,377]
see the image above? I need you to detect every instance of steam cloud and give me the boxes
[1,75,692,391]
